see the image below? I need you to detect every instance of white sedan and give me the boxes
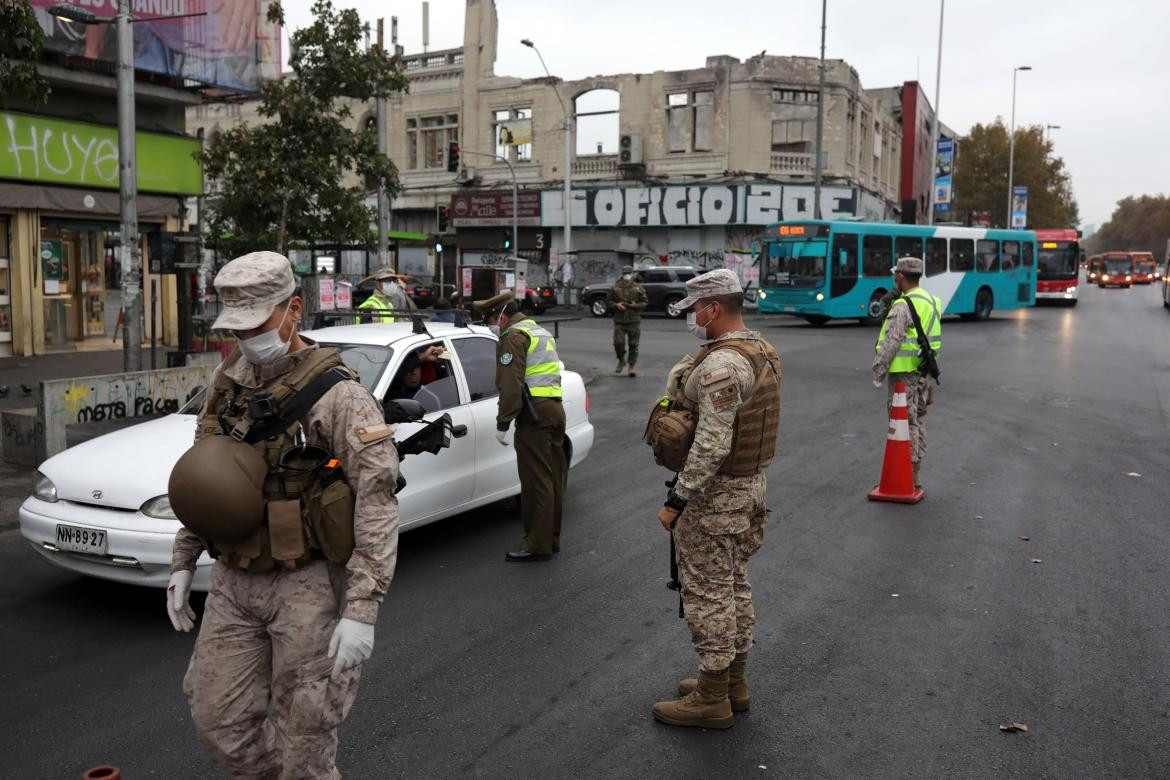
[19,321,594,590]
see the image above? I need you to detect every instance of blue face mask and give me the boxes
[622,274,632,282]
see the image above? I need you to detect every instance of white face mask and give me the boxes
[488,324,501,337]
[622,274,632,282]
[237,305,292,364]
[686,303,714,341]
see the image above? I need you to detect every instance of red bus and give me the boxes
[1035,229,1082,305]
[1131,251,1159,284]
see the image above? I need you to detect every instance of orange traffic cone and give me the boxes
[868,380,924,504]
[82,768,120,780]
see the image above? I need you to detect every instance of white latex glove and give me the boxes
[495,429,509,446]
[167,570,196,632]
[328,618,375,681]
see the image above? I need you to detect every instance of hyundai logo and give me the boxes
[92,490,103,500]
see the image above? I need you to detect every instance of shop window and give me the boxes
[976,239,999,272]
[925,238,947,276]
[949,239,974,272]
[862,235,892,277]
[576,89,620,156]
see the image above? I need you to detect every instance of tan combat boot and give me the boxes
[653,668,733,729]
[678,652,750,711]
[912,461,922,490]
[627,363,637,378]
[615,358,625,374]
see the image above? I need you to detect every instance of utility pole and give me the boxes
[926,0,945,226]
[116,0,141,372]
[375,18,390,272]
[1006,65,1032,228]
[813,0,827,220]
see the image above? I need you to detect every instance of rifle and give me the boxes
[665,477,684,619]
[905,294,941,385]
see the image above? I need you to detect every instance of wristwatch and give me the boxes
[664,489,688,513]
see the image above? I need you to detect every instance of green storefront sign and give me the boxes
[0,111,202,196]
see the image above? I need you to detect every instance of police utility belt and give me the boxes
[168,348,361,574]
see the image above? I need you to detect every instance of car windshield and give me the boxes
[1037,243,1078,278]
[762,239,828,288]
[1104,258,1133,274]
[175,343,393,415]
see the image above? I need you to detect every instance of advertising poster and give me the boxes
[318,278,335,311]
[29,0,281,93]
[934,138,954,210]
[1011,186,1029,230]
[335,281,352,310]
[461,267,473,297]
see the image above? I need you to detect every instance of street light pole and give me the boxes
[926,0,945,226]
[522,40,571,300]
[115,0,142,372]
[1045,123,1060,145]
[1006,65,1032,229]
[812,0,827,220]
[375,18,390,272]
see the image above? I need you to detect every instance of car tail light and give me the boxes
[585,393,590,414]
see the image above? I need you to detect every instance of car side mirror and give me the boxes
[384,398,425,424]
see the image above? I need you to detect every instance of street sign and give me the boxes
[1011,186,1028,230]
[450,192,541,227]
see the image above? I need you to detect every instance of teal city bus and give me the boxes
[756,221,1038,325]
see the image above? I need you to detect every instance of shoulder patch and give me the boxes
[701,366,732,386]
[500,352,513,366]
[355,422,393,444]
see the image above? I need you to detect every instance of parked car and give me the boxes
[19,321,594,590]
[583,266,698,319]
[520,285,558,314]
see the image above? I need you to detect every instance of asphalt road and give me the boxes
[2,282,1169,778]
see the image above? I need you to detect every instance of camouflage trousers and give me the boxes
[674,472,768,673]
[183,560,362,780]
[887,372,930,464]
[613,321,641,365]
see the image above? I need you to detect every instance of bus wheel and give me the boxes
[803,315,830,326]
[974,288,994,320]
[861,291,888,326]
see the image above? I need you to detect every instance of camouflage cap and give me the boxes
[675,268,743,311]
[892,256,925,275]
[622,265,634,274]
[373,267,398,282]
[212,251,298,331]
[472,290,515,318]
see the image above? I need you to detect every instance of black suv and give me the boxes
[583,266,697,319]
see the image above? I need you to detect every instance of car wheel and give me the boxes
[974,288,994,320]
[803,315,830,326]
[860,290,888,326]
[664,296,685,319]
[590,297,609,317]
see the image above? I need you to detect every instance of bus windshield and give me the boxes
[1104,257,1133,274]
[1037,242,1078,279]
[762,239,828,288]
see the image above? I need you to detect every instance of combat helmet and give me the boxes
[168,435,268,543]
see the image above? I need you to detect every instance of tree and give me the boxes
[951,120,1079,230]
[0,0,50,106]
[200,1,407,257]
[1086,195,1170,257]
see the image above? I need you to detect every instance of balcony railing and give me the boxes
[770,152,814,174]
[572,156,619,178]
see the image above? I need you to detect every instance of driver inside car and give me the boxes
[386,345,449,401]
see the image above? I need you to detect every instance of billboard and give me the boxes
[30,0,281,93]
[1011,186,1028,229]
[933,137,954,210]
[451,192,541,227]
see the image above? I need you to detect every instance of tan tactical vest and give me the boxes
[646,337,781,476]
[199,346,358,572]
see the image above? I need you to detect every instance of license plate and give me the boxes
[55,524,108,555]
[784,305,796,312]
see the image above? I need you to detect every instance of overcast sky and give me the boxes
[284,0,1170,230]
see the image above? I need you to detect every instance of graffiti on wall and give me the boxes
[541,184,857,227]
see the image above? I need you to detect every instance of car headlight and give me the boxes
[816,293,825,301]
[1066,287,1076,293]
[758,290,767,300]
[1102,274,1110,281]
[140,495,177,520]
[1126,275,1132,281]
[33,472,58,503]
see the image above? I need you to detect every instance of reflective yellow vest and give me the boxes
[505,319,563,398]
[356,292,396,323]
[877,288,942,374]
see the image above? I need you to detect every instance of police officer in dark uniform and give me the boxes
[473,291,566,562]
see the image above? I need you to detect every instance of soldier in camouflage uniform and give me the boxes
[872,257,942,489]
[653,269,781,730]
[165,252,399,779]
[608,265,648,377]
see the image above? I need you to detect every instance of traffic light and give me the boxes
[437,205,450,233]
[447,141,460,172]
[435,239,444,254]
[502,231,512,251]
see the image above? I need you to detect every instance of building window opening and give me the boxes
[575,89,619,156]
[493,107,532,163]
[407,114,459,170]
